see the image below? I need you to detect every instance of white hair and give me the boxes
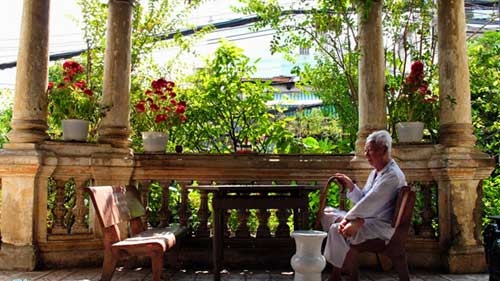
[366,130,392,154]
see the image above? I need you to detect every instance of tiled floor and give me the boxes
[0,267,490,281]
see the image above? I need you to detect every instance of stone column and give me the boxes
[437,0,475,147]
[353,0,385,165]
[7,0,50,144]
[431,0,495,273]
[97,0,133,148]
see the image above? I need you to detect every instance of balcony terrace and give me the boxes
[0,0,496,278]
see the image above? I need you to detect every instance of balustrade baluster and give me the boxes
[256,209,271,238]
[158,180,171,227]
[195,189,210,237]
[418,183,436,238]
[51,180,68,234]
[138,180,150,227]
[275,208,290,237]
[179,182,190,228]
[71,179,89,234]
[224,210,231,237]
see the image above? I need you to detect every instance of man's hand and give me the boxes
[338,217,364,238]
[333,173,355,192]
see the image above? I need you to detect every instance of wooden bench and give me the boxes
[315,182,416,281]
[86,185,188,281]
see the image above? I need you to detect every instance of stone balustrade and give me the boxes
[0,142,450,269]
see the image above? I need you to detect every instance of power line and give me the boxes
[0,10,312,70]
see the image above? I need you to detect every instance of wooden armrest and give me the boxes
[314,176,343,230]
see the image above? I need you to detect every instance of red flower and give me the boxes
[155,114,167,123]
[83,89,93,97]
[47,60,101,123]
[150,103,160,112]
[74,80,87,90]
[135,102,146,113]
[386,60,438,124]
[176,104,186,114]
[136,78,187,132]
[166,81,175,89]
[410,61,424,75]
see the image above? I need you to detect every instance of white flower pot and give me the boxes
[290,230,327,281]
[62,119,89,141]
[396,121,424,143]
[142,132,168,152]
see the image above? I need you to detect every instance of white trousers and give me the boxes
[321,207,349,268]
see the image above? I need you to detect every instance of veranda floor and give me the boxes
[0,267,489,281]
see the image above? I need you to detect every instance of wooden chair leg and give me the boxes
[329,266,342,281]
[390,254,410,281]
[151,252,164,281]
[101,252,118,281]
[344,249,360,281]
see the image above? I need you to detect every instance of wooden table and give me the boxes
[194,184,320,281]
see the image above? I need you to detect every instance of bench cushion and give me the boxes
[112,226,187,251]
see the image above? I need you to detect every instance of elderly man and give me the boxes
[321,130,406,281]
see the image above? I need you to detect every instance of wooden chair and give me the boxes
[86,185,187,281]
[315,183,416,281]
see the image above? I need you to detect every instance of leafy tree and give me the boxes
[468,31,500,158]
[287,107,352,153]
[235,0,360,150]
[468,30,500,224]
[176,40,279,153]
[235,0,441,146]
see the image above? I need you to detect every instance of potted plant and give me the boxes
[386,61,439,143]
[134,78,187,152]
[47,60,106,141]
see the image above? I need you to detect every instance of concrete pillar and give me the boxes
[437,0,475,147]
[0,148,55,270]
[97,0,133,148]
[432,0,495,273]
[7,0,50,144]
[351,0,386,176]
[354,0,386,157]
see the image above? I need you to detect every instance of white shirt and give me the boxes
[345,159,407,243]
